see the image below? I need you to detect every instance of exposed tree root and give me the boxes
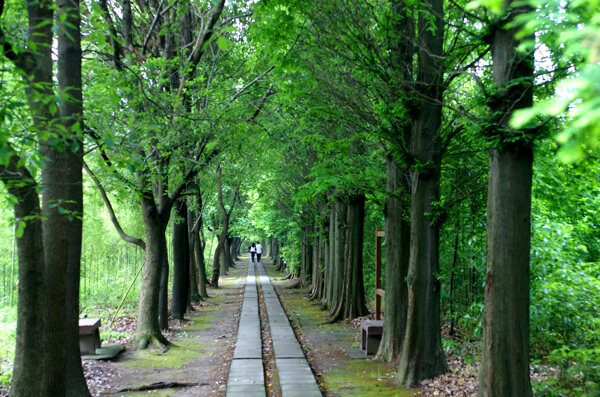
[136,331,172,351]
[113,381,206,393]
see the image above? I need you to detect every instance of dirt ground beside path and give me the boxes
[86,261,248,397]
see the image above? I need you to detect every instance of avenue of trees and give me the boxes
[0,0,598,396]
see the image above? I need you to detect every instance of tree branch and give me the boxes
[83,160,146,250]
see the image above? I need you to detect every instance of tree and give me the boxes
[479,0,537,394]
[0,0,90,394]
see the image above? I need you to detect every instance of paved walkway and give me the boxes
[226,261,321,397]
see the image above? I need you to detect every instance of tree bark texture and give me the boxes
[298,222,313,287]
[376,154,411,362]
[323,209,335,308]
[5,0,52,394]
[188,209,201,303]
[137,199,171,348]
[480,147,533,397]
[158,241,169,331]
[398,0,448,384]
[172,200,190,319]
[328,199,347,319]
[3,160,45,397]
[330,194,368,321]
[479,1,535,394]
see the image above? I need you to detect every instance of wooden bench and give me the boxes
[79,318,101,355]
[360,319,384,355]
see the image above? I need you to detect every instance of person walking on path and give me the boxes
[256,242,262,263]
[249,242,257,263]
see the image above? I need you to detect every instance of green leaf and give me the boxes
[216,36,233,52]
[16,221,26,238]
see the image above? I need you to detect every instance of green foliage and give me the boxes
[0,307,16,386]
[510,0,600,161]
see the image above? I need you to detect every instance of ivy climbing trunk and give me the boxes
[479,1,535,395]
[376,154,411,362]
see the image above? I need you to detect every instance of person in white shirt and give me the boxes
[256,242,262,263]
[249,243,256,263]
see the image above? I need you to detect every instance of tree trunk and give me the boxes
[158,239,169,331]
[323,209,335,308]
[4,160,45,397]
[193,219,209,298]
[376,154,411,362]
[328,199,347,318]
[297,222,312,288]
[480,146,533,397]
[137,200,171,349]
[172,200,190,319]
[44,0,89,393]
[188,209,201,304]
[330,193,368,321]
[309,219,324,300]
[479,2,535,394]
[397,0,448,385]
[210,231,226,287]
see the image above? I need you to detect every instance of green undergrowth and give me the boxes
[0,307,16,387]
[323,360,414,397]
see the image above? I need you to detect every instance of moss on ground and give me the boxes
[122,339,205,369]
[324,359,415,396]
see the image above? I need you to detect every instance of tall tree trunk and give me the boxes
[297,222,313,288]
[43,0,89,394]
[59,2,88,393]
[328,199,347,318]
[188,209,201,304]
[137,200,171,349]
[209,165,240,287]
[330,193,368,321]
[397,0,448,385]
[323,209,336,307]
[376,154,411,362]
[193,217,209,298]
[172,200,190,319]
[479,1,535,395]
[158,239,169,331]
[4,160,45,397]
[309,219,323,300]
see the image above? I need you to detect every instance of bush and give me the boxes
[531,262,600,394]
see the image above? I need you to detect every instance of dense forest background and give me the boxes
[0,0,599,395]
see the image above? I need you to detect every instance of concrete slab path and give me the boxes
[226,261,322,396]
